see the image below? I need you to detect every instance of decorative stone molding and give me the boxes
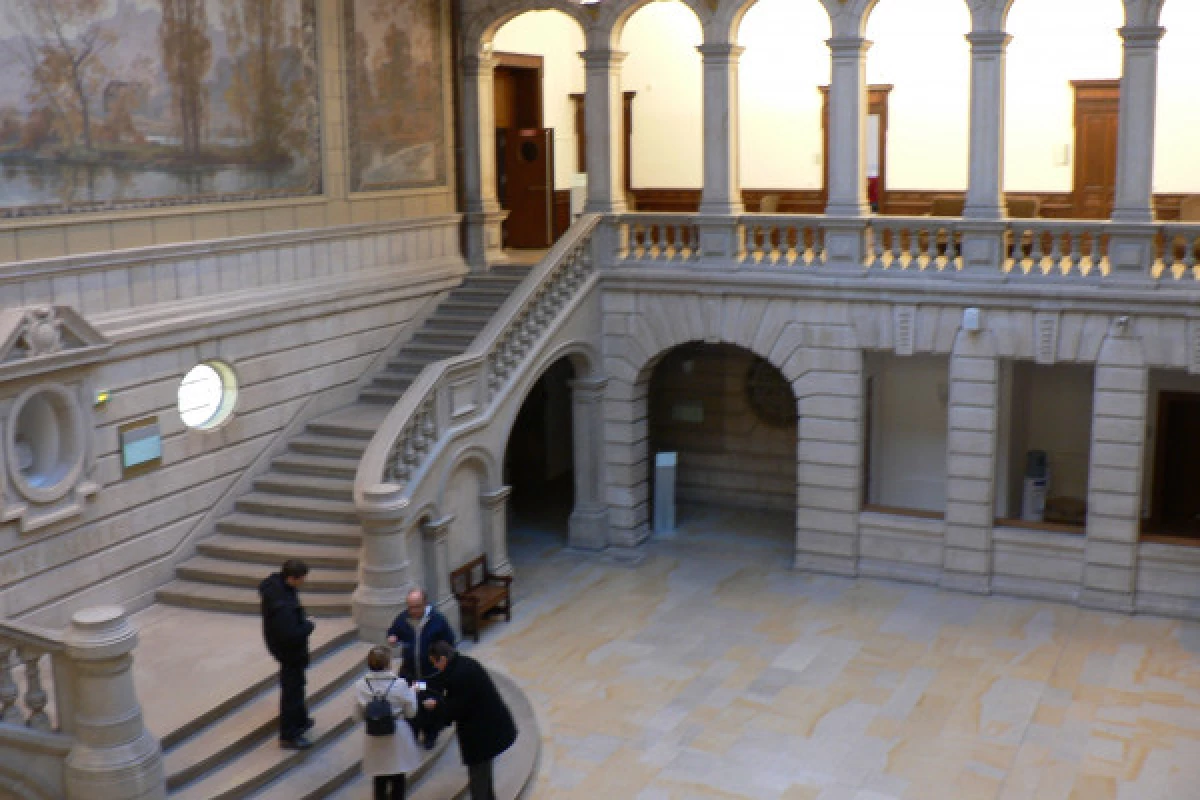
[893,305,917,356]
[0,307,110,384]
[1034,312,1060,365]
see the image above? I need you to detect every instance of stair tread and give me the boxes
[253,473,353,498]
[244,723,362,800]
[219,512,361,538]
[237,493,358,517]
[177,557,356,590]
[272,452,359,475]
[165,642,370,789]
[157,581,351,616]
[199,534,360,561]
[290,434,368,452]
[308,406,388,433]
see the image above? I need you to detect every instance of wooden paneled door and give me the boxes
[1072,80,1119,219]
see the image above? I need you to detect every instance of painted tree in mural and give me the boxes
[160,0,212,156]
[6,0,115,154]
[221,0,302,164]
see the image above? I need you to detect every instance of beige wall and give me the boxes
[0,0,457,267]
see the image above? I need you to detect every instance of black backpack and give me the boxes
[364,677,398,736]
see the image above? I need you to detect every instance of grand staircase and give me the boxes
[153,263,535,798]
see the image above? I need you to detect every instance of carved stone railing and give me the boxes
[0,609,164,800]
[353,215,602,640]
[610,211,1200,283]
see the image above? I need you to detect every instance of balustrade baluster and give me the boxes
[1069,232,1084,275]
[0,647,19,725]
[1090,231,1104,272]
[19,649,50,731]
[1186,234,1198,273]
[784,226,798,266]
[1048,231,1063,275]
[1030,228,1045,273]
[925,224,939,269]
[907,226,923,270]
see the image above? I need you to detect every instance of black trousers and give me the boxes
[407,687,446,742]
[467,760,494,800]
[278,662,309,740]
[373,773,406,800]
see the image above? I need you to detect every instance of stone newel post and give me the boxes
[421,515,459,632]
[63,607,164,800]
[568,377,610,550]
[481,486,514,576]
[353,485,414,643]
[581,48,628,214]
[461,51,508,270]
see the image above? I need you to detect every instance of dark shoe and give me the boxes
[299,717,315,735]
[280,735,313,750]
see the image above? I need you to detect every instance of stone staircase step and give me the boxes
[167,686,359,800]
[368,374,414,391]
[402,342,465,359]
[176,557,357,593]
[165,642,369,791]
[421,315,490,332]
[157,581,352,617]
[235,493,359,524]
[437,299,508,315]
[304,415,384,441]
[271,452,359,479]
[447,290,511,305]
[216,512,361,546]
[358,387,406,405]
[198,534,360,569]
[411,330,475,346]
[289,435,368,459]
[253,473,353,501]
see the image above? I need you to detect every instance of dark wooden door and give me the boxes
[1072,80,1119,219]
[1154,392,1200,535]
[503,128,554,248]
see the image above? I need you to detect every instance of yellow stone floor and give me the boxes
[471,507,1200,800]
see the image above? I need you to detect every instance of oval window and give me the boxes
[178,362,237,430]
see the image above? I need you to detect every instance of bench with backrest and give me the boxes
[449,554,512,642]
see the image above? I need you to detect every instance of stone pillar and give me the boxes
[480,486,513,576]
[1082,326,1147,613]
[461,52,508,270]
[697,43,744,216]
[824,37,871,218]
[581,48,627,214]
[941,331,999,594]
[603,378,651,551]
[353,485,416,642]
[63,607,163,800]
[569,377,611,550]
[421,515,459,632]
[963,31,1012,220]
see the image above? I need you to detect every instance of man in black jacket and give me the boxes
[386,588,456,748]
[259,559,315,750]
[424,641,517,800]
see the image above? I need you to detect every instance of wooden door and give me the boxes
[503,128,554,248]
[1072,80,1119,219]
[820,85,892,213]
[493,54,548,247]
[1152,392,1200,536]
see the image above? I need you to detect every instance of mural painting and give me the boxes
[0,0,321,218]
[344,0,446,192]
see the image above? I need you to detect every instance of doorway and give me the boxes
[1071,79,1119,219]
[820,84,892,213]
[494,52,554,248]
[504,358,576,541]
[1149,391,1200,539]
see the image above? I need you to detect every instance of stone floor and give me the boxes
[464,505,1200,800]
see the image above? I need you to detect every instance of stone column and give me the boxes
[603,378,651,551]
[569,377,611,550]
[1082,327,1147,613]
[581,48,627,214]
[462,52,508,270]
[824,37,871,218]
[353,485,415,642]
[963,31,1011,220]
[941,331,999,594]
[480,486,513,576]
[63,607,163,800]
[421,515,459,631]
[697,43,744,216]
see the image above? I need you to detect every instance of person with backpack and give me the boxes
[354,645,421,800]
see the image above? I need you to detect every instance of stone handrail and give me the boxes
[610,211,1200,282]
[356,213,603,499]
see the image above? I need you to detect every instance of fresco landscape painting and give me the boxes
[345,0,446,192]
[0,0,321,218]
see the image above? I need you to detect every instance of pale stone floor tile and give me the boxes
[471,507,1200,799]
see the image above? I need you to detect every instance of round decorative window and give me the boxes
[178,362,237,430]
[745,357,794,428]
[7,384,86,503]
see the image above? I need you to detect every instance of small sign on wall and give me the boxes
[119,417,163,478]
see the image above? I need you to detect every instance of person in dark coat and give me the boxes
[386,588,456,748]
[259,559,316,749]
[423,641,517,800]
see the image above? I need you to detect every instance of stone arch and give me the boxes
[593,0,713,51]
[463,0,592,57]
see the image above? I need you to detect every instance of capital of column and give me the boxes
[579,48,628,70]
[461,53,496,76]
[421,514,454,543]
[965,30,1012,54]
[480,485,513,509]
[1119,25,1166,49]
[696,42,745,63]
[826,36,872,59]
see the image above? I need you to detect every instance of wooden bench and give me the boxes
[450,554,512,642]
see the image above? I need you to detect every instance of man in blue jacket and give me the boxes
[259,559,315,749]
[387,587,456,748]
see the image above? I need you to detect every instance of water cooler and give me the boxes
[1020,449,1048,522]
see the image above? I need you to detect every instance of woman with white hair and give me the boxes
[353,645,421,800]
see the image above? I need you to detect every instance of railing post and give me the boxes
[568,377,610,550]
[63,607,164,800]
[481,487,514,576]
[958,221,1007,277]
[353,485,415,642]
[421,515,460,633]
[822,218,869,273]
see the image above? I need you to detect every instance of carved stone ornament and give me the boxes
[0,306,111,383]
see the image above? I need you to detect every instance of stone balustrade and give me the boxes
[0,624,64,733]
